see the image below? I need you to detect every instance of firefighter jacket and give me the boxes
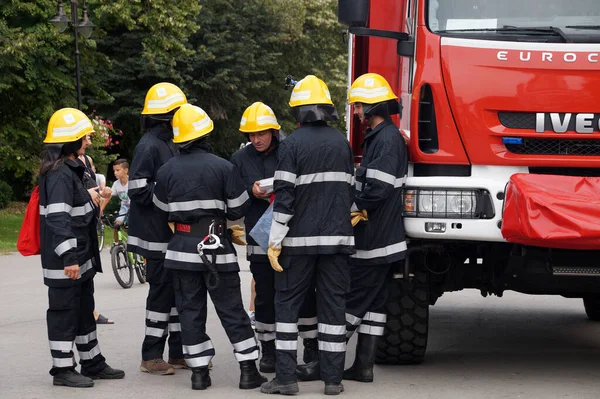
[230,142,279,262]
[352,118,408,266]
[39,159,101,288]
[153,142,251,272]
[127,124,175,259]
[271,122,355,256]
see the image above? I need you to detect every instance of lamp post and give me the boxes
[50,0,94,110]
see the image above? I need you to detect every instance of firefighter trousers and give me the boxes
[172,270,259,369]
[141,257,183,361]
[274,254,350,384]
[47,278,107,375]
[345,264,392,339]
[250,261,317,344]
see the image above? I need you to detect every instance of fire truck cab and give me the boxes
[338,0,600,364]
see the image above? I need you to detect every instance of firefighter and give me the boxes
[153,104,266,390]
[128,82,187,375]
[260,76,355,396]
[230,102,318,374]
[344,73,408,382]
[40,108,125,387]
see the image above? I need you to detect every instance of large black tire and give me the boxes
[583,296,600,321]
[134,255,147,284]
[111,245,133,289]
[375,267,429,365]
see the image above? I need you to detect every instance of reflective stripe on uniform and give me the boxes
[318,323,346,335]
[318,341,346,352]
[232,337,257,352]
[186,356,212,368]
[276,322,298,333]
[274,171,297,184]
[357,324,385,336]
[276,340,298,351]
[55,238,77,256]
[43,258,93,280]
[257,332,276,341]
[78,344,101,360]
[170,307,179,316]
[183,340,214,355]
[273,212,293,224]
[74,331,97,345]
[298,317,317,326]
[167,199,225,212]
[365,169,407,188]
[146,310,170,322]
[345,313,362,326]
[49,340,73,351]
[227,191,250,208]
[145,326,167,338]
[152,195,169,212]
[128,236,168,252]
[40,202,93,217]
[53,356,75,368]
[351,241,407,260]
[298,330,318,339]
[296,172,354,186]
[129,178,148,190]
[247,245,267,256]
[283,236,354,247]
[168,323,181,332]
[165,250,237,264]
[364,312,387,323]
[234,350,259,362]
[255,321,276,331]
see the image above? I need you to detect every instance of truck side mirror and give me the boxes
[338,0,370,28]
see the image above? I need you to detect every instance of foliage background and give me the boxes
[0,0,347,201]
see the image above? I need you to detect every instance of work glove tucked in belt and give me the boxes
[351,210,368,227]
[268,220,289,273]
[228,225,247,246]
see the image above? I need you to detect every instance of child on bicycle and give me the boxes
[102,159,130,243]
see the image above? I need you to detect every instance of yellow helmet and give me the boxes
[44,108,94,144]
[172,104,214,144]
[141,82,187,115]
[239,102,281,133]
[289,75,333,107]
[348,73,398,104]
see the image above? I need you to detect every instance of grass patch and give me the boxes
[0,203,26,254]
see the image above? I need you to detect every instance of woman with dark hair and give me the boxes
[40,108,124,388]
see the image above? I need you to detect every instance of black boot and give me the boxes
[81,364,125,380]
[259,341,276,373]
[324,382,345,396]
[260,378,300,395]
[303,338,318,363]
[239,360,267,389]
[296,360,320,381]
[343,333,379,383]
[191,367,211,390]
[53,369,94,388]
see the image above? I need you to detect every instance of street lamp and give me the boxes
[50,0,95,110]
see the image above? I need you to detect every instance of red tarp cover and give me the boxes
[501,173,600,250]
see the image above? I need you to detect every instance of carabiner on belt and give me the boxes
[197,233,224,290]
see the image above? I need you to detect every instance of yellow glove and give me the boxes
[351,210,368,227]
[267,245,283,272]
[229,224,247,246]
[168,222,175,233]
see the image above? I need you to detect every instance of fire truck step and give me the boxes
[552,267,600,277]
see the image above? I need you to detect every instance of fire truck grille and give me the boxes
[505,138,600,156]
[498,112,536,129]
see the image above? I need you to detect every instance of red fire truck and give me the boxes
[338,0,600,364]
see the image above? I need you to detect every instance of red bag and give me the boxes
[501,174,600,250]
[17,186,41,256]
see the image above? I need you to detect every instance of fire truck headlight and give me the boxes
[403,189,491,219]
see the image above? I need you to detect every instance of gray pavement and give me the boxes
[2,249,600,398]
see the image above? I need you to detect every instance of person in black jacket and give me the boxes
[344,73,408,382]
[260,76,355,396]
[40,108,124,388]
[153,104,266,390]
[127,82,187,375]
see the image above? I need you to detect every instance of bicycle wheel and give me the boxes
[111,245,133,288]
[135,255,147,284]
[97,220,105,252]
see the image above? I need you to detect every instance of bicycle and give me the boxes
[102,212,147,288]
[97,218,105,252]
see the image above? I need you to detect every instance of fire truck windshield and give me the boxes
[428,0,600,34]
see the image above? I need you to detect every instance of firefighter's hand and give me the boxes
[252,181,270,199]
[267,245,283,272]
[64,264,80,280]
[87,187,101,206]
[351,210,368,227]
[229,225,247,245]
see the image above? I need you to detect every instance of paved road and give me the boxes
[1,250,600,398]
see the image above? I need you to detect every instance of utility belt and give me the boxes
[174,217,226,238]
